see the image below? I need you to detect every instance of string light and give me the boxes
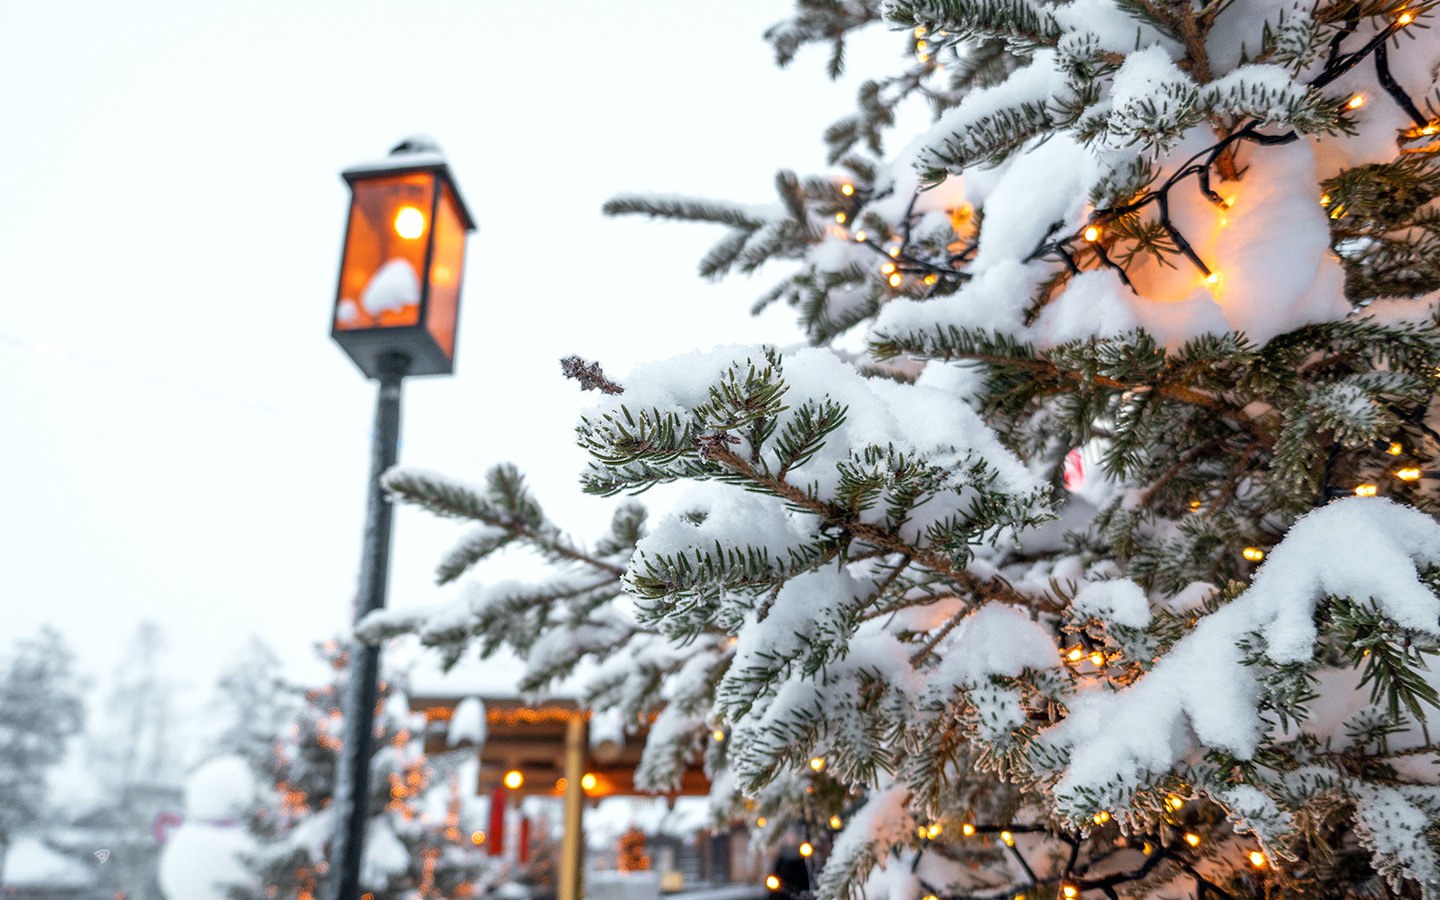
[923,273,939,285]
[581,773,598,791]
[916,40,928,51]
[1249,850,1267,867]
[1083,225,1102,242]
[1347,94,1366,110]
[809,756,826,772]
[961,823,976,836]
[503,770,524,789]
[1395,466,1422,481]
[1243,547,1265,562]
[889,272,903,287]
[926,823,944,838]
[1355,483,1379,497]
[840,183,855,196]
[888,245,902,258]
[1388,441,1404,455]
[881,262,897,274]
[830,815,843,830]
[1092,810,1111,824]
[799,841,814,858]
[757,817,767,827]
[1062,885,1080,899]
[1398,9,1415,25]
[470,830,486,845]
[713,728,725,741]
[1066,647,1084,662]
[835,212,847,224]
[766,875,781,891]
[1166,795,1185,810]
[1088,651,1106,667]
[1001,830,1015,846]
[1204,272,1221,285]
[1184,832,1201,847]
[854,230,867,242]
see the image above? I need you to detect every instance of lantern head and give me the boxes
[332,137,476,378]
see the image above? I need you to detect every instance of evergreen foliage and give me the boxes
[228,643,491,899]
[374,2,1440,897]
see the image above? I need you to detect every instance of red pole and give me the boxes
[519,815,532,863]
[488,786,506,858]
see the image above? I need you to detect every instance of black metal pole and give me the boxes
[323,350,410,900]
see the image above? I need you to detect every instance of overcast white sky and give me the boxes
[0,2,911,720]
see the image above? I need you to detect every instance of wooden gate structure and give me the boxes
[412,695,712,900]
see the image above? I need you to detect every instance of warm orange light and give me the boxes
[835,212,847,224]
[923,273,939,285]
[888,245,902,257]
[841,183,856,196]
[881,262,897,274]
[1184,832,1201,847]
[914,25,928,36]
[1092,810,1110,824]
[1395,467,1422,481]
[1355,483,1379,497]
[1066,647,1084,662]
[1347,94,1366,110]
[1243,547,1265,562]
[1001,830,1015,846]
[1062,886,1079,899]
[926,823,944,838]
[503,770,524,790]
[712,729,725,742]
[1249,850,1267,867]
[888,273,903,288]
[799,841,814,858]
[470,830,486,846]
[766,875,781,891]
[1320,193,1332,206]
[809,756,826,772]
[394,205,426,240]
[1388,441,1404,455]
[961,823,976,836]
[1204,272,1220,285]
[830,815,843,830]
[581,773,598,791]
[756,817,767,828]
[1398,10,1415,25]
[1083,225,1102,242]
[1167,795,1185,810]
[854,230,867,242]
[1088,651,1105,667]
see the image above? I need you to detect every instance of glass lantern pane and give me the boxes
[425,182,467,359]
[335,173,436,332]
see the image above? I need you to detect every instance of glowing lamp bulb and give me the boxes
[961,823,976,836]
[1092,810,1110,824]
[881,262,897,274]
[923,273,939,285]
[840,182,855,196]
[1167,795,1185,810]
[766,875,781,891]
[1347,94,1365,110]
[926,823,944,838]
[888,273,903,288]
[1395,466,1422,481]
[1249,850,1267,867]
[1088,651,1105,667]
[854,230,867,242]
[1355,483,1379,497]
[1083,225,1102,242]
[830,815,843,830]
[1001,830,1015,846]
[1388,441,1404,455]
[799,841,814,858]
[757,817,767,827]
[1204,272,1220,285]
[888,245,902,257]
[503,770,524,790]
[834,212,847,224]
[580,773,598,791]
[1398,10,1415,24]
[1066,647,1084,662]
[1242,546,1265,562]
[914,25,928,36]
[809,756,826,772]
[713,728,725,741]
[394,205,426,240]
[1184,832,1201,847]
[470,830,486,845]
[1063,886,1079,899]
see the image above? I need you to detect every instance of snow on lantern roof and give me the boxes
[340,135,477,231]
[404,646,590,701]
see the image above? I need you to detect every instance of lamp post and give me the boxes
[324,137,476,900]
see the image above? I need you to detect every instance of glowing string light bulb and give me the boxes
[1066,647,1084,662]
[1243,546,1265,562]
[1249,850,1267,867]
[503,770,524,789]
[923,273,939,285]
[840,183,855,196]
[1184,832,1202,847]
[1083,225,1102,242]
[961,823,976,836]
[1088,651,1105,667]
[766,875,781,891]
[1062,885,1080,899]
[757,817,767,828]
[889,273,903,287]
[1355,483,1379,497]
[830,815,843,830]
[1395,466,1422,481]
[1388,441,1404,455]
[712,728,725,741]
[1347,94,1366,110]
[799,841,814,858]
[854,230,867,242]
[1092,810,1111,825]
[834,212,847,224]
[1398,9,1415,25]
[1001,830,1015,846]
[809,756,826,772]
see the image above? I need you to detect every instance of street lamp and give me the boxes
[324,136,475,900]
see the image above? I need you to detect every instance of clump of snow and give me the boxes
[1072,579,1152,629]
[2,837,91,888]
[448,696,486,747]
[359,258,419,316]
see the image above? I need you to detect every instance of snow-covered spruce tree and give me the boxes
[0,627,84,880]
[228,643,490,899]
[365,1,1440,897]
